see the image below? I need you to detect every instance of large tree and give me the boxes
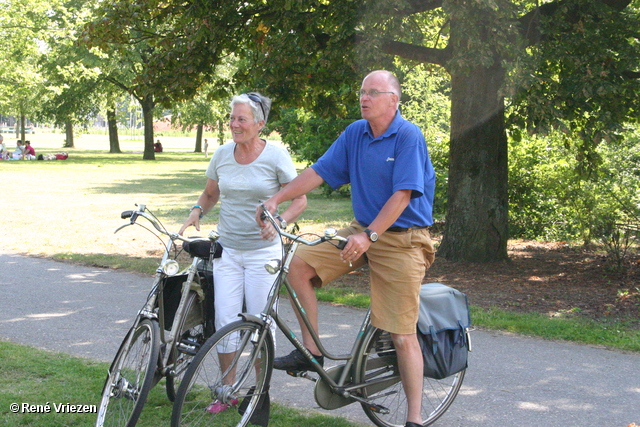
[381,0,639,261]
[242,0,639,262]
[81,0,257,159]
[82,0,639,262]
[0,0,51,142]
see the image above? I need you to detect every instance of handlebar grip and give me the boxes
[336,239,347,250]
[121,210,134,219]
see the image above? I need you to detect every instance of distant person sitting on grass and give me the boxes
[154,140,163,152]
[23,141,36,160]
[0,134,7,159]
[12,141,24,160]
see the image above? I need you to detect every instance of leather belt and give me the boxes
[387,225,429,232]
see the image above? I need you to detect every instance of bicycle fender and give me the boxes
[238,313,264,326]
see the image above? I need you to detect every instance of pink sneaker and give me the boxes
[206,398,239,414]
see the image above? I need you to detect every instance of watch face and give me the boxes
[370,231,378,241]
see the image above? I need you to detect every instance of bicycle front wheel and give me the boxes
[171,320,274,427]
[166,290,206,402]
[96,318,160,427]
[356,327,465,427]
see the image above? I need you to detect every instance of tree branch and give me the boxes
[361,0,443,20]
[396,0,443,15]
[622,70,640,79]
[518,0,632,47]
[380,39,450,68]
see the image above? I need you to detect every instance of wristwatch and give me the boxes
[364,228,378,242]
[275,215,287,229]
[190,204,204,219]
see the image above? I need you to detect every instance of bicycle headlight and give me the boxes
[162,259,180,276]
[264,259,281,275]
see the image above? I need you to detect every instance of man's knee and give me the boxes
[288,256,319,287]
[390,332,420,352]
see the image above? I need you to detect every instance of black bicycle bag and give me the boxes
[417,282,471,379]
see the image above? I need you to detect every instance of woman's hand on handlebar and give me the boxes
[259,220,279,242]
[256,199,278,241]
[256,199,276,228]
[179,210,201,235]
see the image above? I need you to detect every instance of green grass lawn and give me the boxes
[0,340,363,427]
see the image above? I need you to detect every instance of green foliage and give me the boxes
[507,0,640,176]
[508,128,640,244]
[272,107,355,166]
[240,0,362,117]
[399,62,451,219]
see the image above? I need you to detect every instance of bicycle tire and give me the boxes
[96,318,160,427]
[166,290,205,402]
[356,327,465,427]
[171,320,274,427]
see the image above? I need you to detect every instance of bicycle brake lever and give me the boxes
[114,223,130,234]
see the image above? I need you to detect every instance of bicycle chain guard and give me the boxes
[313,364,354,410]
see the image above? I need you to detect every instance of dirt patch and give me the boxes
[333,240,640,328]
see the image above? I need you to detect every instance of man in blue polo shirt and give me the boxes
[258,70,436,427]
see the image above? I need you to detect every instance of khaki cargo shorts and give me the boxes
[295,220,435,334]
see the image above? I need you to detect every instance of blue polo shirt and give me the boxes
[312,111,435,228]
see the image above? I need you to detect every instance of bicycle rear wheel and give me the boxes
[171,320,274,427]
[166,290,205,402]
[356,327,465,427]
[96,318,160,427]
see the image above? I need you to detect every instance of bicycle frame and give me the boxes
[249,208,393,408]
[110,206,215,380]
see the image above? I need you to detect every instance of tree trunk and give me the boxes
[141,95,155,160]
[217,118,225,145]
[107,109,121,153]
[194,123,203,152]
[437,62,509,262]
[64,121,75,148]
[19,115,26,143]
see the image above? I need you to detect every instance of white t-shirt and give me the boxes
[206,141,297,251]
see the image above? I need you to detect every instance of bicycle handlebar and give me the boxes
[116,204,218,244]
[259,203,348,250]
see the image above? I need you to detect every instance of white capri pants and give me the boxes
[213,244,280,353]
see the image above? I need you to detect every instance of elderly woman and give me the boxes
[180,92,306,414]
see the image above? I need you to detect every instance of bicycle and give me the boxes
[96,204,219,427]
[170,204,467,427]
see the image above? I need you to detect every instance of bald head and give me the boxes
[364,70,402,100]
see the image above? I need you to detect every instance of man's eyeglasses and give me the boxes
[359,89,395,98]
[246,93,266,121]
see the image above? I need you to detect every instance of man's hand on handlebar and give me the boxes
[340,232,370,265]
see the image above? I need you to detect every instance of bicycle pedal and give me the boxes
[177,339,200,356]
[285,370,317,382]
[364,403,390,414]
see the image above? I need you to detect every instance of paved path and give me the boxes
[1,252,639,426]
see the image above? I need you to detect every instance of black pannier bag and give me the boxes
[183,239,222,338]
[417,283,471,379]
[161,274,190,330]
